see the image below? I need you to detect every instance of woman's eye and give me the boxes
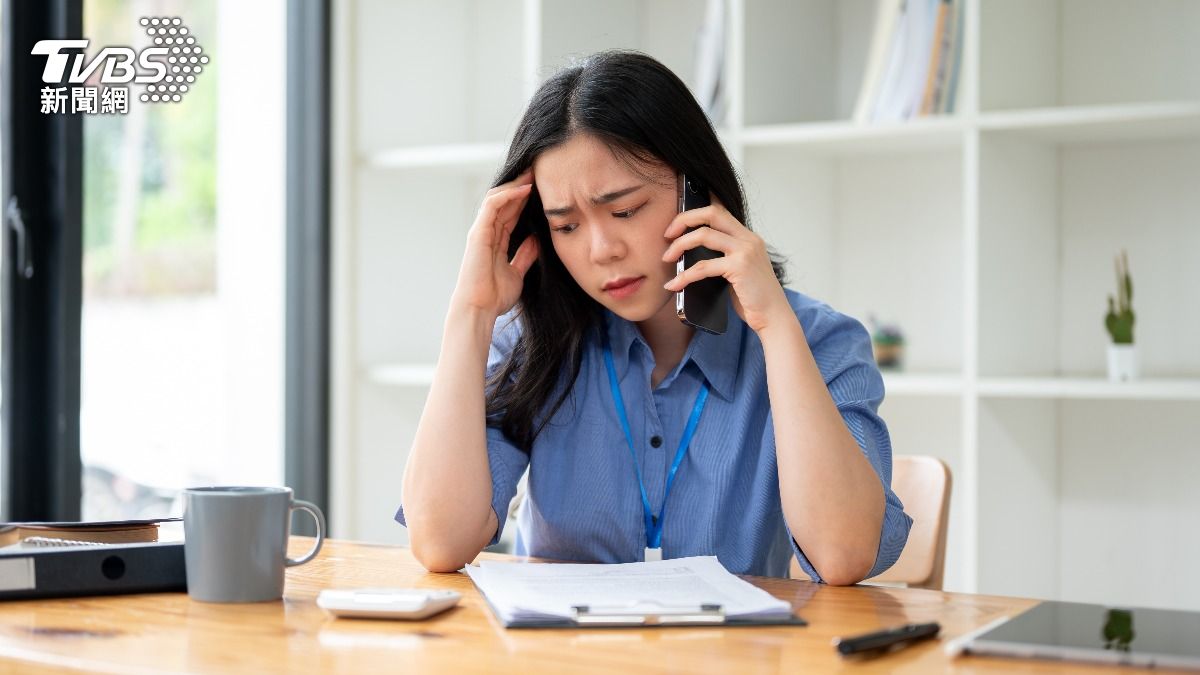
[613,204,643,219]
[551,223,578,234]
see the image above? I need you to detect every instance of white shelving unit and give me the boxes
[977,377,1200,401]
[365,142,507,172]
[333,0,1200,611]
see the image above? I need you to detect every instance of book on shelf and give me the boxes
[851,0,904,122]
[692,0,726,126]
[854,0,964,124]
[935,0,964,115]
[918,0,951,115]
[892,0,937,120]
[0,518,177,548]
[861,0,909,123]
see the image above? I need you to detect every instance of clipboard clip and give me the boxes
[571,601,726,626]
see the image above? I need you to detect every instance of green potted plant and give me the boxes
[869,315,905,370]
[1104,250,1137,382]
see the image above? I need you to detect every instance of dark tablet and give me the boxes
[965,600,1200,670]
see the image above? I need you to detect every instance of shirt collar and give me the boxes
[601,306,743,401]
[686,309,743,401]
[601,311,642,377]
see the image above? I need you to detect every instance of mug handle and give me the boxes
[285,498,326,567]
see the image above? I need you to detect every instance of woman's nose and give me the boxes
[588,223,626,263]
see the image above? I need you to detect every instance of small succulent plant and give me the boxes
[1105,250,1134,345]
[869,315,904,369]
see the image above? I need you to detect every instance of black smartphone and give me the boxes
[674,174,729,335]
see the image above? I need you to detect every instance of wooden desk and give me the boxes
[0,539,1174,674]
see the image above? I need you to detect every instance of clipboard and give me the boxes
[466,555,806,630]
[478,593,807,629]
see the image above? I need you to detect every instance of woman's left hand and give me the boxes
[661,194,794,335]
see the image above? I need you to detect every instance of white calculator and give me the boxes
[317,588,462,620]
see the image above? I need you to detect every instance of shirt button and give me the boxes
[650,435,663,448]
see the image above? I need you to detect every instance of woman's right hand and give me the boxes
[451,168,540,319]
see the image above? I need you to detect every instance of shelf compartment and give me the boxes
[742,0,907,126]
[977,398,1200,611]
[980,0,1200,112]
[354,169,492,366]
[743,146,965,374]
[977,134,1200,379]
[538,0,717,109]
[355,0,527,152]
[1056,399,1200,611]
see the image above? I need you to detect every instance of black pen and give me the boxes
[834,622,941,657]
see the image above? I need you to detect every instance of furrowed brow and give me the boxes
[543,184,643,217]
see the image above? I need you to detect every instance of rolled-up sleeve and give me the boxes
[785,301,913,582]
[394,310,531,547]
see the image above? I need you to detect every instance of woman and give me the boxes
[397,50,910,584]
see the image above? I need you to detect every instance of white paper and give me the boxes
[466,556,792,625]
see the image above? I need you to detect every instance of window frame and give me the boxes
[1,0,85,521]
[1,0,333,523]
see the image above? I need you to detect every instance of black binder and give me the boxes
[0,542,186,600]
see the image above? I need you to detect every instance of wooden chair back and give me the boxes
[789,455,951,590]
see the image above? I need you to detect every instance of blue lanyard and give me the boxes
[601,331,709,552]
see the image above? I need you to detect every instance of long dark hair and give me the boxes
[486,50,787,451]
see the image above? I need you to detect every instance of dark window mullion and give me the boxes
[1,0,85,521]
[285,0,331,532]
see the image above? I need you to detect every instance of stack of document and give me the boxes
[466,556,799,628]
[0,518,175,548]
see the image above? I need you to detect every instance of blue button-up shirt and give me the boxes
[396,289,911,580]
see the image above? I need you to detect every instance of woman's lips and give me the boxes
[603,277,645,299]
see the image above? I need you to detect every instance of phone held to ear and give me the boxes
[675,174,729,335]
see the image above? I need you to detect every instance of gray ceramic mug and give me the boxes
[183,486,325,603]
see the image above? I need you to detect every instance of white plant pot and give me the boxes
[1107,344,1139,382]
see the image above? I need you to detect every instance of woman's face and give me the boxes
[533,133,679,322]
